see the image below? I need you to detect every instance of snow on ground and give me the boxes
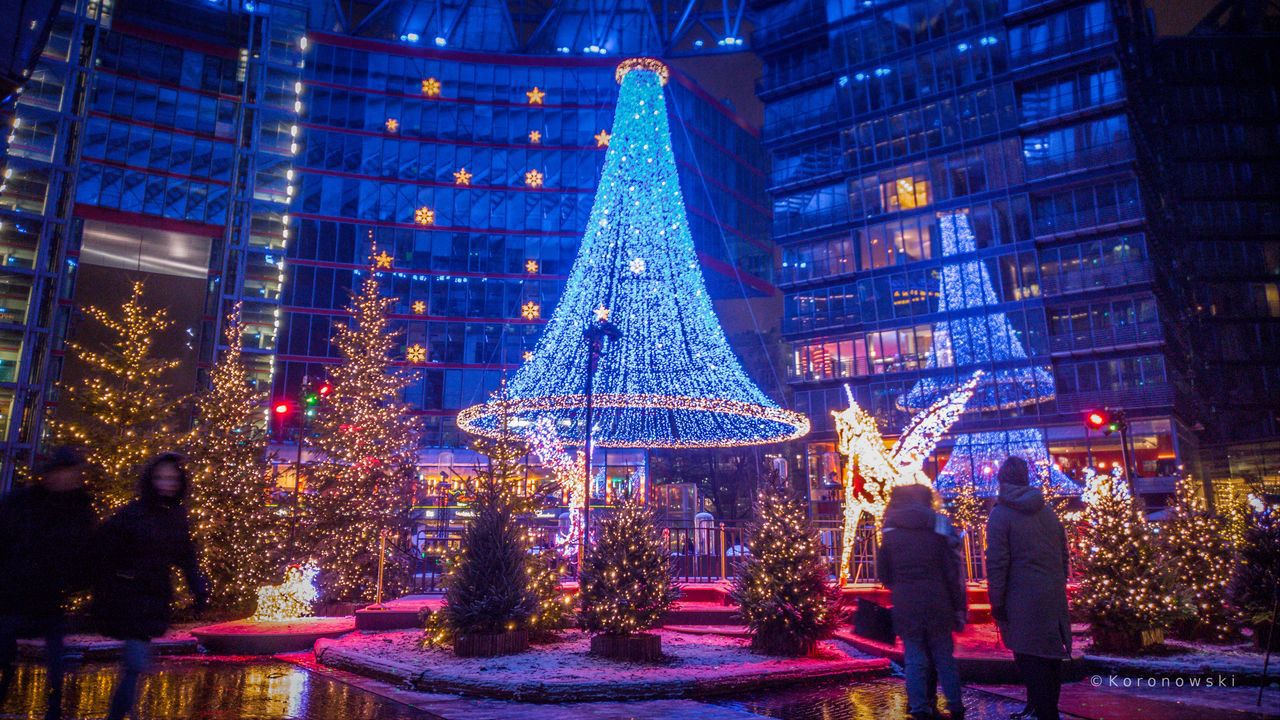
[315,628,890,702]
[1082,637,1274,679]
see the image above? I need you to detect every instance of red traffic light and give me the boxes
[273,402,291,415]
[1084,410,1108,430]
[317,382,332,397]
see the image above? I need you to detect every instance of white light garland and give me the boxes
[251,562,320,622]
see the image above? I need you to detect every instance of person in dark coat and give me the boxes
[877,483,967,720]
[93,453,207,720]
[985,456,1071,720]
[0,447,95,720]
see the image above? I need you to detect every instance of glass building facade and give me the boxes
[0,0,772,487]
[753,0,1204,510]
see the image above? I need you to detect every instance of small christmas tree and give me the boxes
[1159,477,1235,641]
[525,547,571,641]
[579,500,677,660]
[732,482,843,656]
[186,306,281,613]
[307,266,420,602]
[1077,468,1166,652]
[440,473,536,656]
[1228,500,1280,649]
[51,281,180,512]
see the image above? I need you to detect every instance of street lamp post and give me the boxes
[579,315,621,572]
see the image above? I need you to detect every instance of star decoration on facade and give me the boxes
[453,167,472,186]
[529,130,542,144]
[525,259,539,274]
[521,301,541,320]
[414,206,435,226]
[373,251,393,269]
[412,300,426,314]
[421,77,441,97]
[593,304,611,322]
[406,344,426,363]
[526,86,545,104]
[522,351,534,362]
[524,169,544,188]
[629,257,646,274]
[594,129,611,147]
[385,118,398,132]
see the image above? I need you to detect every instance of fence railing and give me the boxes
[402,519,988,593]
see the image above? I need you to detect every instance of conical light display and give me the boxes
[458,59,808,448]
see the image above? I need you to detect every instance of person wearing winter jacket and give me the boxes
[0,447,95,720]
[92,453,208,720]
[877,483,968,720]
[985,456,1071,720]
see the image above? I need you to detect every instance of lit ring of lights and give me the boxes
[457,393,810,448]
[615,58,668,85]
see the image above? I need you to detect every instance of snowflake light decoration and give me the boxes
[525,259,539,274]
[521,301,541,320]
[524,169,544,188]
[411,300,426,314]
[406,344,426,363]
[529,130,542,144]
[384,118,398,132]
[414,206,435,226]
[421,77,441,97]
[453,168,472,186]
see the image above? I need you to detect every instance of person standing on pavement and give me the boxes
[877,482,968,720]
[92,453,208,720]
[985,456,1072,720]
[0,447,96,720]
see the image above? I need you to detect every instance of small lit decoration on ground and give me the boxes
[900,210,1073,496]
[594,129,611,147]
[421,77,441,97]
[526,86,545,104]
[453,168,472,186]
[525,259,539,274]
[457,59,808,448]
[373,251,394,269]
[412,300,426,314]
[521,301,541,320]
[406,344,426,363]
[385,118,398,132]
[832,371,982,584]
[414,206,435,226]
[529,130,542,144]
[524,169,544,188]
[251,562,320,622]
[629,257,646,274]
[593,304,611,322]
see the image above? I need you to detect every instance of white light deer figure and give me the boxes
[527,417,587,558]
[832,371,982,585]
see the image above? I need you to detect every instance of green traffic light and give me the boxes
[304,393,319,406]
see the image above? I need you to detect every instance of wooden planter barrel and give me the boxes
[1092,627,1164,654]
[752,635,817,658]
[454,629,529,658]
[589,633,662,662]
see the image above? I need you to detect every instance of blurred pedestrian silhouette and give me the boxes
[877,483,967,720]
[92,453,207,720]
[0,447,95,720]
[986,456,1071,720]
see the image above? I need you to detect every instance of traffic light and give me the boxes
[317,381,333,397]
[1084,409,1108,431]
[273,401,291,416]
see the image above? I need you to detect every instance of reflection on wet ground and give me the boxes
[1,658,439,719]
[713,678,1026,720]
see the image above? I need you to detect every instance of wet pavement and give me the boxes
[3,657,1277,719]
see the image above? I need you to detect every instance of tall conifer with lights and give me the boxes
[186,305,281,612]
[51,281,180,512]
[1160,477,1235,640]
[732,481,843,656]
[1077,468,1167,651]
[306,268,420,602]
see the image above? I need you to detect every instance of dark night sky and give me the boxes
[677,0,1225,131]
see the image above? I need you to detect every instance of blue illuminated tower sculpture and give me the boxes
[902,211,1073,494]
[459,58,807,449]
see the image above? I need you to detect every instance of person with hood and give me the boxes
[92,453,208,720]
[0,447,95,720]
[985,456,1071,720]
[877,483,967,720]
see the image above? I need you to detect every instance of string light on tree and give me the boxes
[458,59,807,449]
[526,86,545,104]
[578,500,676,639]
[521,301,541,320]
[414,206,436,226]
[524,169,544,188]
[453,168,472,186]
[421,77,441,97]
[1159,476,1235,641]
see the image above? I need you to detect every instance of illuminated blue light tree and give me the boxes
[902,211,1073,495]
[458,58,807,448]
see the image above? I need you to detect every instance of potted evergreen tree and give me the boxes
[579,500,678,661]
[1228,501,1280,650]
